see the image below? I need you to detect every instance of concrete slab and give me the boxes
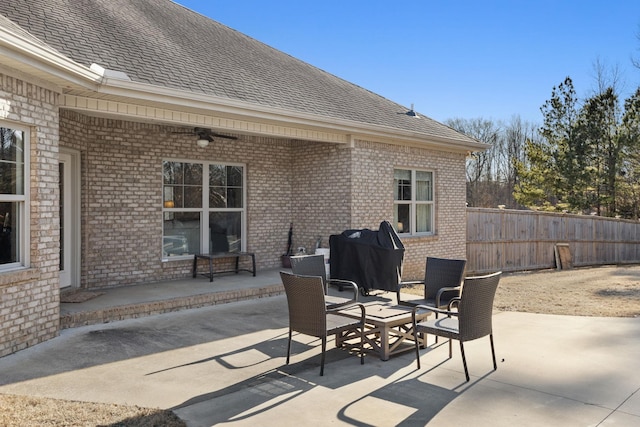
[1,294,639,426]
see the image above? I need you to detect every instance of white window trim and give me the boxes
[0,120,30,271]
[162,158,246,261]
[394,168,435,237]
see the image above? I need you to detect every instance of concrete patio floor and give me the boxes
[1,269,639,426]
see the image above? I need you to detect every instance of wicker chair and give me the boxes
[397,257,466,309]
[290,254,358,308]
[411,271,502,381]
[280,271,365,376]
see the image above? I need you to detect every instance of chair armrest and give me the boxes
[435,286,461,307]
[328,279,359,302]
[411,304,458,324]
[326,299,357,310]
[448,297,461,311]
[398,280,424,288]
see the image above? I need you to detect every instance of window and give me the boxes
[393,169,434,235]
[162,160,245,258]
[0,123,28,269]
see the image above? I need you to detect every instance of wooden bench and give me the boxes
[192,252,256,282]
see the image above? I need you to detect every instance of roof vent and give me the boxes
[90,63,131,81]
[406,103,418,117]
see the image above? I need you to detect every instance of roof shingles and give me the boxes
[0,0,476,144]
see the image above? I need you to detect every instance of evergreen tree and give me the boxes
[579,87,620,215]
[617,88,640,218]
[515,77,640,218]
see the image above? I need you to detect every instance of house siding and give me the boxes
[0,72,60,357]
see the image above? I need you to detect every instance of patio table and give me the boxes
[336,301,430,361]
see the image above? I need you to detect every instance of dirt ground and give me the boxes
[493,264,640,317]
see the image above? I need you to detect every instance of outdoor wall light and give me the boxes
[196,137,210,148]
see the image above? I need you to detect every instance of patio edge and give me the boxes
[59,284,285,329]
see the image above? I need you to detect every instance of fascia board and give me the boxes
[0,27,101,89]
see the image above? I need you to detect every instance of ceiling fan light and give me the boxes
[196,138,209,148]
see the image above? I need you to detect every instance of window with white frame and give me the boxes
[0,123,28,269]
[162,160,245,258]
[393,169,434,235]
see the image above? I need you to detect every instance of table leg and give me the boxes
[379,324,391,361]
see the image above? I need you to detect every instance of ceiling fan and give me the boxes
[172,127,238,147]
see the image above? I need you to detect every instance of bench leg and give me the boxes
[209,258,214,282]
[251,254,256,276]
[192,255,198,278]
[234,256,239,274]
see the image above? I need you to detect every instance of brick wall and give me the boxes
[350,140,468,280]
[0,72,60,357]
[289,140,352,252]
[59,111,468,289]
[60,111,297,288]
[286,137,468,280]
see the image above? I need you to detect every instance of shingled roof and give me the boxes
[0,0,479,145]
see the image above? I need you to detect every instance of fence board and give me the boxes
[466,208,640,273]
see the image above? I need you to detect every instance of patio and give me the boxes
[0,271,637,425]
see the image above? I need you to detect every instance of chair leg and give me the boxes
[359,326,365,365]
[448,337,452,358]
[434,313,439,344]
[490,333,497,371]
[414,328,422,370]
[320,337,327,376]
[286,329,292,365]
[460,341,470,382]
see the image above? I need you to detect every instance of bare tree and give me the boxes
[447,117,537,208]
[503,116,539,208]
[446,117,500,207]
[592,57,625,96]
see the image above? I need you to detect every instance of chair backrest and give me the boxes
[280,271,327,338]
[457,271,502,341]
[424,257,467,300]
[290,254,328,292]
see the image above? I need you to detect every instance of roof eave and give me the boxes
[95,76,488,152]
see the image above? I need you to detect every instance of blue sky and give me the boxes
[178,1,640,125]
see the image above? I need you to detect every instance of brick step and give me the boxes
[60,283,284,329]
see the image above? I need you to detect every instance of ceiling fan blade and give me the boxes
[209,132,238,140]
[170,127,238,140]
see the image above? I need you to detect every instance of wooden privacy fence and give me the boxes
[466,208,640,274]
